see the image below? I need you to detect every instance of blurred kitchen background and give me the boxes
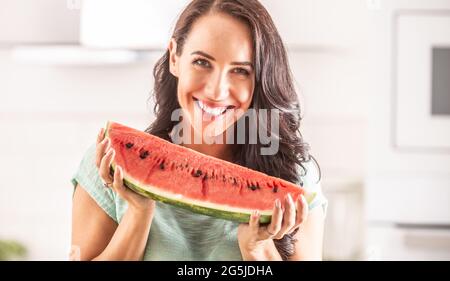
[0,0,449,260]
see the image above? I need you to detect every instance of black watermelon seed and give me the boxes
[249,184,259,191]
[125,142,134,149]
[159,162,165,170]
[139,150,149,159]
[299,180,304,187]
[193,170,202,177]
[233,178,238,186]
[272,186,278,193]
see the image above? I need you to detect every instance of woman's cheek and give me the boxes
[178,71,202,101]
[232,75,254,104]
[235,86,253,108]
[183,70,209,92]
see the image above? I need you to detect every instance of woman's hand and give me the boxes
[237,193,309,260]
[95,128,156,214]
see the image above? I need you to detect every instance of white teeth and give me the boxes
[196,100,227,116]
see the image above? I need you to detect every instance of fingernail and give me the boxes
[301,194,307,204]
[287,193,293,203]
[275,199,281,208]
[254,210,260,218]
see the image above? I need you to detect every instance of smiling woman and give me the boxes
[71,0,327,261]
[168,10,255,149]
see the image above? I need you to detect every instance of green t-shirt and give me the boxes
[71,143,328,261]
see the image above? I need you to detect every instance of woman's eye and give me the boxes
[233,68,250,76]
[193,59,210,68]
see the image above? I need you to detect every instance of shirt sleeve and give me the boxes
[70,143,118,222]
[298,160,328,217]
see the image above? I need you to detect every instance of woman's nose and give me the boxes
[205,70,230,101]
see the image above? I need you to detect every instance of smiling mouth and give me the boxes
[193,97,236,117]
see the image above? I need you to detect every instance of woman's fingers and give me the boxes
[249,210,261,234]
[96,127,105,144]
[111,166,156,209]
[273,194,296,239]
[297,195,309,226]
[247,193,308,242]
[96,137,109,168]
[111,165,127,199]
[288,194,309,235]
[99,147,114,185]
[262,199,282,240]
[95,129,109,168]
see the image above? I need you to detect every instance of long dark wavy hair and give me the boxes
[145,0,321,260]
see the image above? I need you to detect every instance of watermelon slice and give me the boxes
[105,121,315,223]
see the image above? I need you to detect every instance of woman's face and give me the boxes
[168,13,255,141]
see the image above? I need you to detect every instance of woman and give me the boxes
[71,0,327,261]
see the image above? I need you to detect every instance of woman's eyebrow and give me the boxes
[191,50,253,69]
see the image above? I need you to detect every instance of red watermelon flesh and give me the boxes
[105,121,315,223]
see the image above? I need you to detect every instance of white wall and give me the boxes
[0,0,80,43]
[0,49,159,259]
